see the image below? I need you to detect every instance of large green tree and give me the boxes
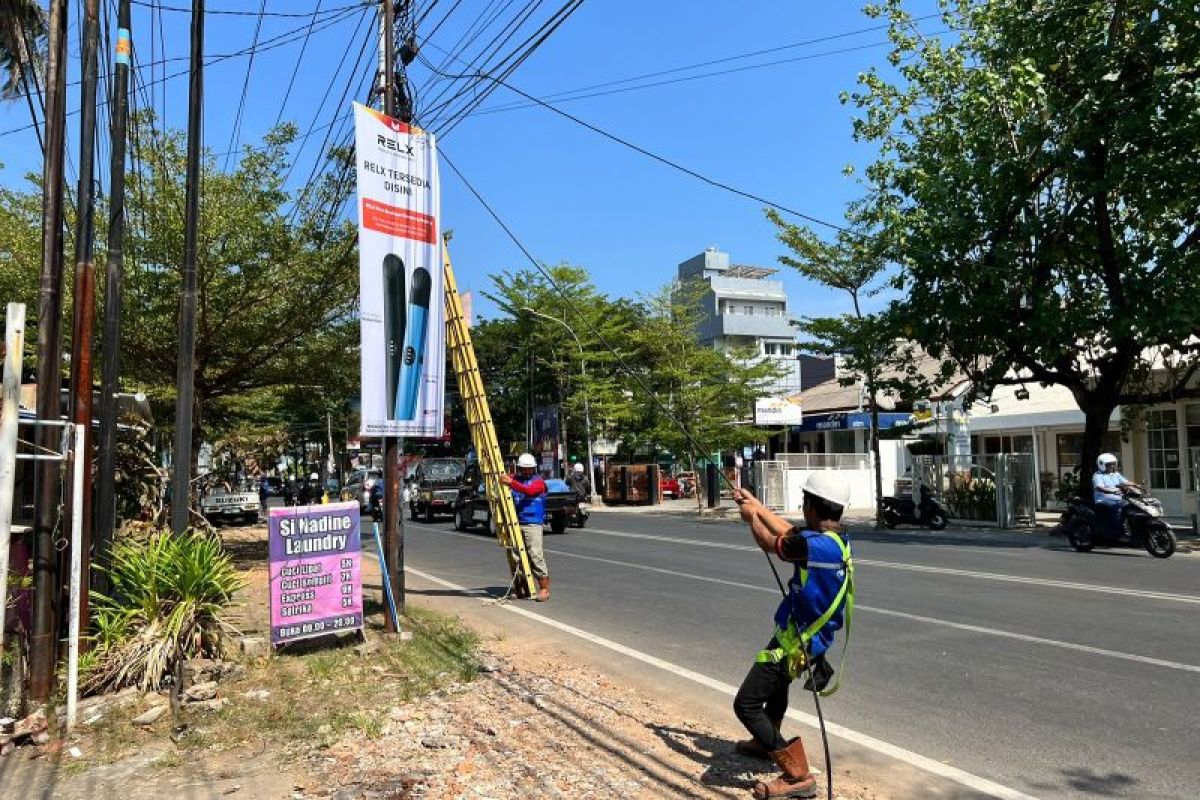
[847,0,1200,471]
[119,118,359,460]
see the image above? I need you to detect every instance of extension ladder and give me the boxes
[442,246,538,598]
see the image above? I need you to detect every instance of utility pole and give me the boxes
[65,0,101,631]
[95,0,133,590]
[171,0,204,534]
[379,0,405,625]
[29,0,69,704]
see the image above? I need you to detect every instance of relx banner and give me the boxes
[353,102,445,438]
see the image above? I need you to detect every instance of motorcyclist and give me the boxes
[566,462,591,502]
[1092,453,1140,532]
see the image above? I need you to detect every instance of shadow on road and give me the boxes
[849,527,1055,552]
[1027,766,1140,797]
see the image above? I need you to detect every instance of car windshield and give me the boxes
[425,461,464,480]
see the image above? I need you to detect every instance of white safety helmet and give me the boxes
[309,472,319,481]
[573,463,585,473]
[803,472,851,510]
[1097,453,1118,470]
[516,453,537,469]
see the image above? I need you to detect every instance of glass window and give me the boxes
[829,430,857,453]
[744,305,754,316]
[1185,404,1200,490]
[1146,409,1182,490]
[1055,432,1121,477]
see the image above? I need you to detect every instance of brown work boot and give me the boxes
[752,737,818,799]
[535,576,550,602]
[735,718,783,760]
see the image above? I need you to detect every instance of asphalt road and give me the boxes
[399,509,1200,799]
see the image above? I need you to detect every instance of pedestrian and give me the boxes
[259,476,269,511]
[730,472,853,799]
[499,452,551,601]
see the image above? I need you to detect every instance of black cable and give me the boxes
[223,0,269,171]
[272,0,324,128]
[423,58,848,233]
[435,0,582,137]
[129,0,365,17]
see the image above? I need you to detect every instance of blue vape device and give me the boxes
[394,267,431,421]
[382,254,405,420]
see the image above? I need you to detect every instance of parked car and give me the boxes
[660,475,681,498]
[341,468,383,514]
[453,464,583,535]
[200,483,260,526]
[410,458,467,522]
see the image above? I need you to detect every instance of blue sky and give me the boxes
[0,1,941,322]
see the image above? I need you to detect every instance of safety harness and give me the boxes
[756,528,854,696]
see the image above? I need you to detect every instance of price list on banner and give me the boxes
[268,502,363,646]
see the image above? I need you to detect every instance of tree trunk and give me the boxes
[868,376,884,529]
[1078,397,1119,494]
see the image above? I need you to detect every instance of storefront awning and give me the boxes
[791,412,914,432]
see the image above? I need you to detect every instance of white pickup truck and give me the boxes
[200,488,261,526]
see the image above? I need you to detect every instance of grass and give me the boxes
[176,604,479,754]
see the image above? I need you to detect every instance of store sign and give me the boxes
[353,103,445,438]
[755,396,804,426]
[269,502,363,646]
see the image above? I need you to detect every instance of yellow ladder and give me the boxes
[442,245,538,598]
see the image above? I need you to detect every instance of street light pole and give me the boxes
[522,307,598,502]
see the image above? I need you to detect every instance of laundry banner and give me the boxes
[353,102,445,438]
[268,502,363,646]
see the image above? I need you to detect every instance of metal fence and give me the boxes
[774,452,870,471]
[912,453,1036,528]
[753,460,789,511]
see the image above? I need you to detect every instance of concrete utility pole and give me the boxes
[65,0,100,632]
[379,0,406,625]
[95,0,133,595]
[30,0,69,704]
[171,0,205,534]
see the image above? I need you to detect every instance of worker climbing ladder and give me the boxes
[442,244,539,598]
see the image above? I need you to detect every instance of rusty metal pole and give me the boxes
[29,0,70,704]
[65,0,101,638]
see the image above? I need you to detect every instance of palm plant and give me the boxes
[0,0,46,101]
[84,531,243,694]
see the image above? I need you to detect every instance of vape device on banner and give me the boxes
[383,254,405,417]
[394,267,431,420]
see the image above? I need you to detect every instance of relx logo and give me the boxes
[376,133,415,158]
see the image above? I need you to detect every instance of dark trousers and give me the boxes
[733,638,791,752]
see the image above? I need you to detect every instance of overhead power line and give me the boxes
[129,0,367,16]
[420,58,848,232]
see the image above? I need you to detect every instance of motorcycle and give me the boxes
[1059,487,1176,558]
[570,501,590,528]
[880,484,949,530]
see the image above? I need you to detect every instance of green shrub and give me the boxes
[83,531,242,694]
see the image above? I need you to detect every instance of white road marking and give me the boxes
[407,524,1200,675]
[406,564,1038,800]
[583,527,1200,606]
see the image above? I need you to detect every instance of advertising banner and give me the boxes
[533,406,559,474]
[353,102,444,437]
[754,396,804,426]
[268,502,363,646]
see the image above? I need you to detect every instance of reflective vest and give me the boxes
[757,528,854,696]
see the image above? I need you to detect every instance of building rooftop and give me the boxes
[726,264,777,280]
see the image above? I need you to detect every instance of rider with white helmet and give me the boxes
[1093,452,1140,529]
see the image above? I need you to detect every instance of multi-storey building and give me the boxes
[677,247,801,396]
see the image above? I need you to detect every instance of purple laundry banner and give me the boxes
[268,502,362,646]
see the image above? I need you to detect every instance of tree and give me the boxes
[769,214,894,526]
[629,281,784,504]
[118,116,360,463]
[845,0,1200,473]
[0,0,45,100]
